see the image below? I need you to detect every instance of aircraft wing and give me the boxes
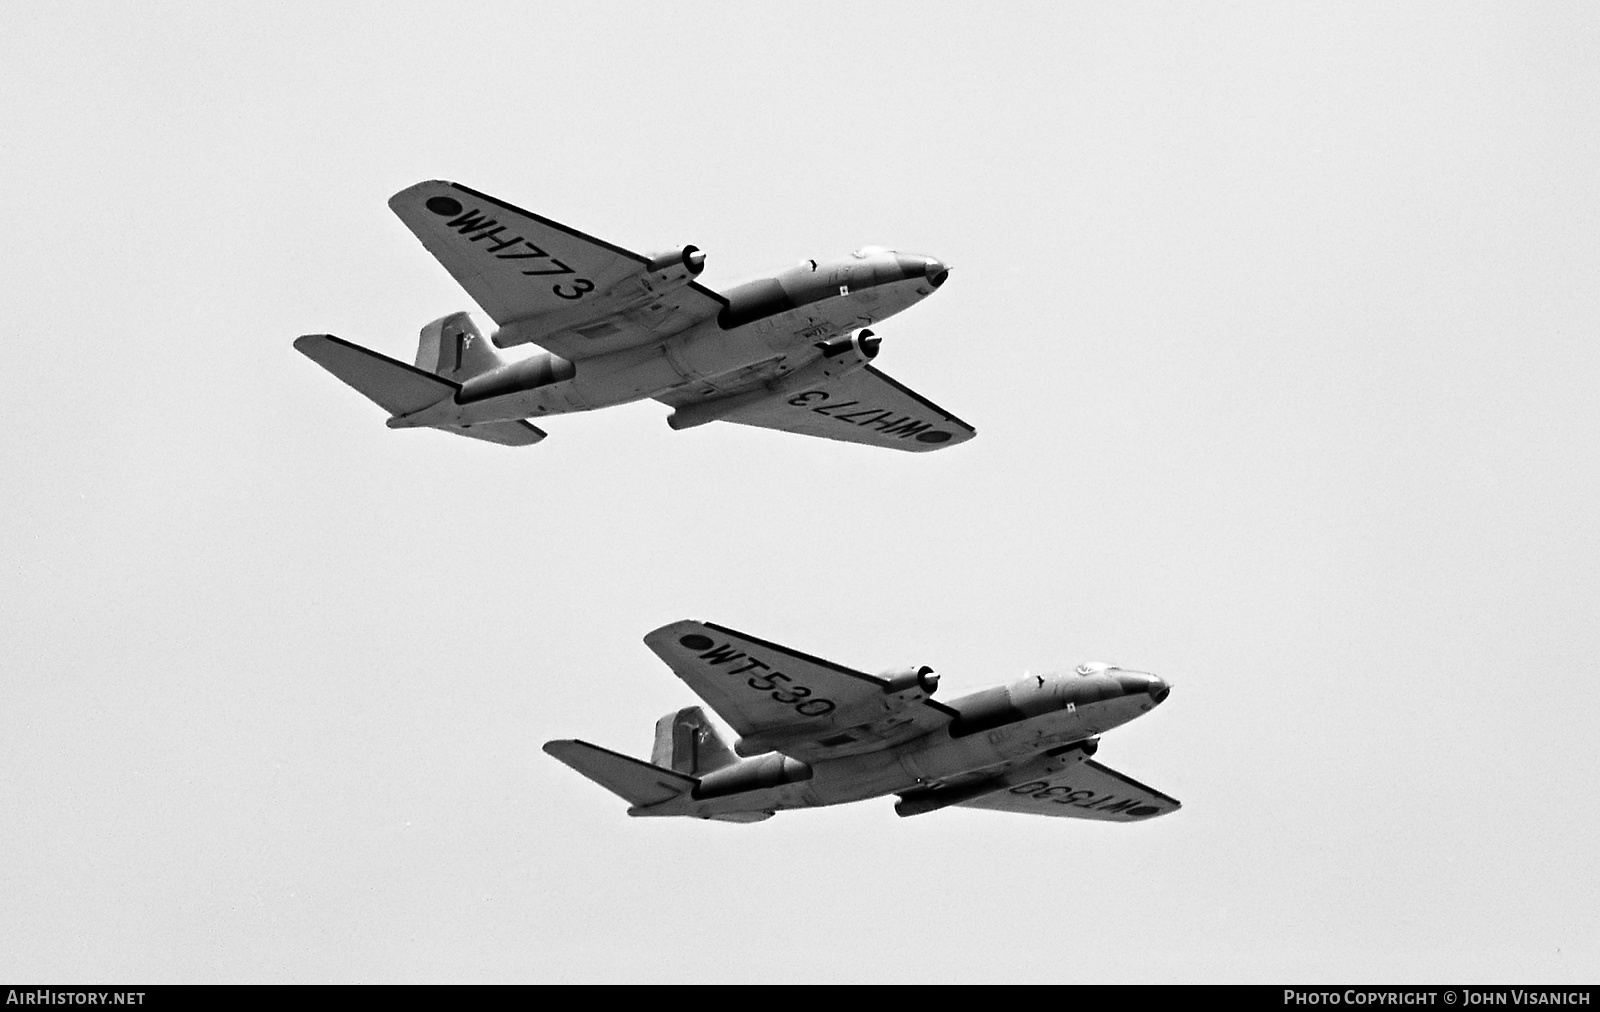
[389,181,725,359]
[705,365,975,452]
[644,620,959,762]
[955,759,1181,822]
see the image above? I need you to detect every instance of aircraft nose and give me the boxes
[1114,672,1169,703]
[897,254,949,288]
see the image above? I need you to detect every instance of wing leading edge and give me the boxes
[955,759,1181,822]
[389,181,725,359]
[644,620,958,762]
[707,365,975,452]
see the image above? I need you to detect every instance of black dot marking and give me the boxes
[1130,806,1158,817]
[679,634,714,651]
[916,430,952,444]
[425,196,463,216]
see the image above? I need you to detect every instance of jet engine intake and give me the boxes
[816,328,881,362]
[644,245,706,276]
[1045,736,1100,758]
[880,664,939,696]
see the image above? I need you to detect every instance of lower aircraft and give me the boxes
[296,181,973,451]
[546,621,1179,823]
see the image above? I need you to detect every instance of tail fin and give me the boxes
[651,706,739,776]
[415,312,504,382]
[544,739,697,810]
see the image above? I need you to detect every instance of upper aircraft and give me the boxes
[545,621,1178,823]
[295,181,974,451]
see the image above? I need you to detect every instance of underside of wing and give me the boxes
[643,620,956,762]
[955,759,1181,822]
[389,181,725,359]
[442,419,547,446]
[714,365,975,452]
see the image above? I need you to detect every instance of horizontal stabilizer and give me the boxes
[294,334,456,416]
[442,420,547,446]
[544,739,697,809]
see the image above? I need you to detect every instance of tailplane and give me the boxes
[295,332,546,446]
[295,333,458,416]
[543,739,697,811]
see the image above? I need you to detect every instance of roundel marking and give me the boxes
[426,196,463,216]
[678,633,714,651]
[916,430,953,444]
[1130,806,1159,817]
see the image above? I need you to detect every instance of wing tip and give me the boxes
[862,365,977,433]
[906,428,977,452]
[642,619,707,648]
[293,333,339,355]
[387,179,459,211]
[390,178,454,193]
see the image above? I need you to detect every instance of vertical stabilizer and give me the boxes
[651,706,739,776]
[416,312,504,382]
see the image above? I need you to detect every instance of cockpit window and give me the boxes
[851,245,888,259]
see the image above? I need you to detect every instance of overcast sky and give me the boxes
[2,1,1596,983]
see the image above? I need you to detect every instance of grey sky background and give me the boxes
[2,2,1596,983]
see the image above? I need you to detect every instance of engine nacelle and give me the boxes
[879,664,939,696]
[456,348,576,403]
[643,245,706,276]
[665,328,881,431]
[693,753,812,799]
[815,328,880,364]
[491,245,706,348]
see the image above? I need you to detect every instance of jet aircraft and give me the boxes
[295,181,973,451]
[546,621,1178,823]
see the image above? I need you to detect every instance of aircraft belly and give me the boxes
[969,713,1094,763]
[536,324,792,409]
[455,284,938,427]
[756,285,919,346]
[569,348,683,405]
[798,734,1030,806]
[896,733,1018,786]
[688,779,813,818]
[954,701,1148,766]
[796,752,923,806]
[454,381,582,423]
[767,729,1079,809]
[671,324,797,380]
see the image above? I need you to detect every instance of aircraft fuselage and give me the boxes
[396,249,948,428]
[638,668,1169,820]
